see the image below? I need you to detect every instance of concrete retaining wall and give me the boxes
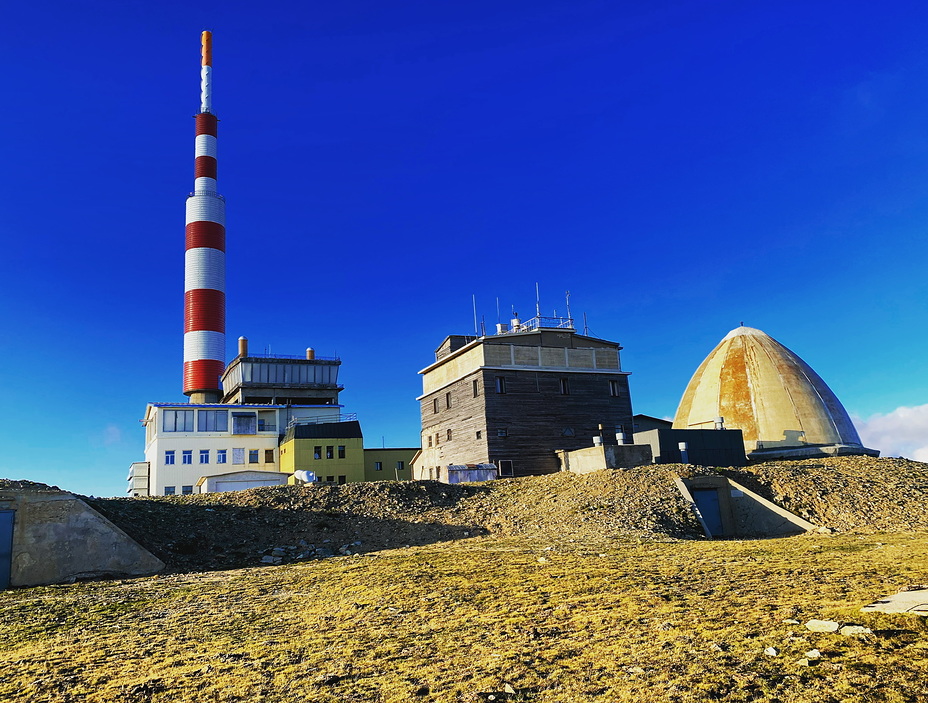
[558,444,653,474]
[0,489,164,588]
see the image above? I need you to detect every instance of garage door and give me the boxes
[214,480,282,492]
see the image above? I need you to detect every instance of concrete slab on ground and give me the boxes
[862,587,928,615]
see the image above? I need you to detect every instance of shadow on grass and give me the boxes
[86,482,492,573]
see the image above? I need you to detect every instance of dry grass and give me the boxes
[3,532,928,702]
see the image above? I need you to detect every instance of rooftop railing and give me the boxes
[243,353,340,361]
[286,413,358,429]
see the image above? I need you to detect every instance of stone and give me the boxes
[764,647,779,656]
[782,619,800,625]
[804,649,822,659]
[260,555,276,564]
[805,619,840,632]
[796,658,811,667]
[839,625,872,636]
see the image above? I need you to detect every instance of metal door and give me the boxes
[0,510,14,590]
[691,489,724,537]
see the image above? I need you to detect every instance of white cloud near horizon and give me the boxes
[852,404,928,461]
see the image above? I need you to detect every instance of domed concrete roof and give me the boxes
[672,326,871,456]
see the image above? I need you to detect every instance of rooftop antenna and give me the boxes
[496,297,501,324]
[565,290,572,324]
[583,312,590,335]
[472,294,479,336]
[535,282,541,318]
[480,315,486,336]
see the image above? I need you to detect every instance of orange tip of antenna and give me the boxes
[201,31,212,66]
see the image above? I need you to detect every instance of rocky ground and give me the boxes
[73,456,928,573]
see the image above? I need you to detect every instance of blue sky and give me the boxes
[3,1,928,496]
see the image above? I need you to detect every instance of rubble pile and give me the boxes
[74,456,928,573]
[712,456,928,532]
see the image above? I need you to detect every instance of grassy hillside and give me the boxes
[3,457,928,701]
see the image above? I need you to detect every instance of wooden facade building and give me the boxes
[413,321,633,479]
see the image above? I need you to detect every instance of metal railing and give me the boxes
[286,413,358,429]
[186,190,226,200]
[513,315,575,332]
[245,353,340,361]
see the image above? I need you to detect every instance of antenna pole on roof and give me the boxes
[472,294,478,336]
[496,297,500,324]
[583,312,589,335]
[565,290,572,324]
[535,282,541,318]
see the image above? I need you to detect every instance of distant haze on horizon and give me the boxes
[2,1,928,496]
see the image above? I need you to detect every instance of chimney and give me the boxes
[238,336,248,357]
[183,31,226,404]
[306,347,315,360]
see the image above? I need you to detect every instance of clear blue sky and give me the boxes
[3,1,928,496]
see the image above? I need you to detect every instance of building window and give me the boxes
[182,485,193,495]
[433,398,440,414]
[198,410,228,432]
[164,486,176,496]
[560,378,570,395]
[164,450,175,465]
[163,409,194,432]
[495,376,506,394]
[326,446,334,459]
[396,461,405,472]
[445,392,452,409]
[232,448,245,465]
[232,413,257,435]
[337,445,346,459]
[447,429,453,441]
[199,450,209,464]
[265,449,274,463]
[498,459,514,477]
[248,449,259,463]
[473,379,479,397]
[435,432,440,445]
[428,435,433,448]
[609,379,620,397]
[374,461,383,471]
[217,449,227,464]
[476,430,482,439]
[338,475,347,484]
[314,446,322,460]
[497,428,508,437]
[182,450,193,465]
[326,476,334,483]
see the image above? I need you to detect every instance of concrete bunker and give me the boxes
[0,482,164,589]
[674,474,818,538]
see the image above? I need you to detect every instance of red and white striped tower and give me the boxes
[183,30,226,403]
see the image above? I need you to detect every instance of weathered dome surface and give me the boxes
[673,326,869,456]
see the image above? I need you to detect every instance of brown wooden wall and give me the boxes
[417,367,632,478]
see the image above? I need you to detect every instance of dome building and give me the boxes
[673,326,878,460]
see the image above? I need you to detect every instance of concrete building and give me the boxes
[412,314,633,480]
[673,326,878,460]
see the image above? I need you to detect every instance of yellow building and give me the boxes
[279,420,418,484]
[363,448,418,482]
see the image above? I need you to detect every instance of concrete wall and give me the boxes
[0,490,163,588]
[557,444,653,474]
[675,475,817,538]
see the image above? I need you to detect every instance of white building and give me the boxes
[128,402,343,497]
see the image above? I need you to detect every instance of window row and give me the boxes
[312,445,347,460]
[164,448,275,465]
[164,485,194,495]
[372,461,405,471]
[162,409,277,434]
[425,427,506,448]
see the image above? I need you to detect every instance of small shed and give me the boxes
[196,470,289,493]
